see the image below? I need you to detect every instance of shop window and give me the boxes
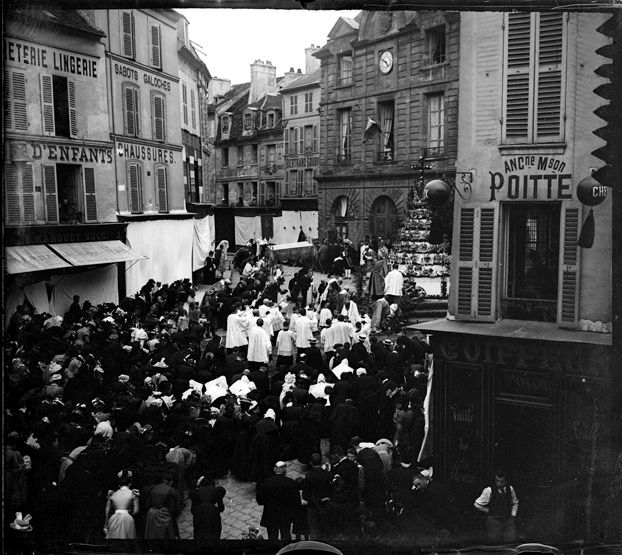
[5,163,38,224]
[41,75,77,138]
[503,203,560,322]
[150,23,161,68]
[378,100,395,160]
[290,95,298,116]
[4,69,28,132]
[121,11,135,59]
[426,93,445,157]
[503,12,565,144]
[426,26,446,65]
[156,166,168,212]
[123,83,140,137]
[54,164,90,224]
[152,93,166,141]
[338,108,352,161]
[127,162,143,213]
[338,53,353,86]
[304,92,313,113]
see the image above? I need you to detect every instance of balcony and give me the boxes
[424,146,446,159]
[263,164,284,175]
[376,149,395,162]
[216,166,258,179]
[336,152,351,164]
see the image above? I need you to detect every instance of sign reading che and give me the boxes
[489,156,572,201]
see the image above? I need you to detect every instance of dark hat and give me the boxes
[309,338,318,344]
[383,339,393,346]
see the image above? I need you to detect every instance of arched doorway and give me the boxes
[369,195,398,239]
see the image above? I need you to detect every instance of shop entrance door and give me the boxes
[369,195,398,239]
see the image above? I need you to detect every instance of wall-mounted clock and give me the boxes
[379,50,394,74]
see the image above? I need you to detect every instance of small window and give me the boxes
[338,53,353,86]
[503,203,560,321]
[267,112,275,128]
[222,148,229,167]
[122,83,140,137]
[378,100,395,160]
[244,112,253,131]
[152,93,166,141]
[290,96,298,116]
[304,92,313,113]
[426,93,445,156]
[426,26,446,65]
[121,11,135,59]
[221,115,230,134]
[181,82,188,126]
[150,24,162,68]
[41,75,77,138]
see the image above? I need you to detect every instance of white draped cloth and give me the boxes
[225,312,248,349]
[384,269,404,296]
[341,301,361,323]
[247,324,272,363]
[332,321,355,346]
[320,326,336,353]
[294,315,314,348]
[332,358,355,380]
[319,307,332,328]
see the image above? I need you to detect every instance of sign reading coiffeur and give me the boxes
[489,156,572,201]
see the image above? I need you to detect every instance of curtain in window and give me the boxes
[340,111,351,156]
[379,104,394,150]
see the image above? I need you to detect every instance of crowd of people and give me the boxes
[4,242,481,548]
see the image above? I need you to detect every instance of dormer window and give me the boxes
[244,112,253,131]
[221,115,230,134]
[267,112,275,128]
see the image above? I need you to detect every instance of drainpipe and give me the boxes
[106,13,120,214]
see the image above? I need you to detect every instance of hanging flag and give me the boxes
[363,117,381,143]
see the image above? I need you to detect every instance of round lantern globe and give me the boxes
[576,175,607,206]
[423,179,451,207]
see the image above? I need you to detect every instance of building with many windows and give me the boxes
[4,9,135,321]
[280,45,321,214]
[414,11,614,541]
[94,9,195,293]
[314,11,460,245]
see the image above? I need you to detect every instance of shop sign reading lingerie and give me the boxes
[488,156,572,201]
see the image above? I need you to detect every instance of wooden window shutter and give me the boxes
[83,167,98,222]
[42,165,59,223]
[298,126,304,154]
[535,12,564,140]
[125,86,139,136]
[150,24,161,68]
[5,165,22,224]
[558,205,580,327]
[68,80,78,137]
[313,124,318,152]
[21,163,36,222]
[128,163,142,213]
[191,89,196,128]
[284,129,289,155]
[122,12,135,58]
[454,205,498,321]
[505,12,532,141]
[275,180,281,203]
[6,70,28,131]
[182,83,188,125]
[259,182,265,206]
[153,95,165,141]
[455,206,476,319]
[292,128,298,155]
[40,75,55,136]
[156,166,168,212]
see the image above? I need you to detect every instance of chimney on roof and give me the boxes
[305,44,321,73]
[249,59,277,104]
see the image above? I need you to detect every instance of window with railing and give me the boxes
[338,53,353,86]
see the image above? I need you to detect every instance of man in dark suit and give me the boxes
[301,452,333,540]
[349,334,370,369]
[305,338,324,375]
[328,445,360,538]
[256,461,301,540]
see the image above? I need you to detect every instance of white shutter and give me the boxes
[454,204,498,321]
[83,167,98,222]
[128,163,142,213]
[558,205,580,328]
[41,75,55,136]
[191,89,196,129]
[68,80,78,137]
[153,95,165,141]
[42,165,58,223]
[5,164,21,224]
[182,82,188,125]
[150,24,161,68]
[122,11,135,58]
[156,166,168,212]
[5,70,28,131]
[284,129,289,155]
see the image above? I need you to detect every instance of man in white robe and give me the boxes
[332,314,355,347]
[320,319,336,355]
[294,308,314,358]
[384,263,404,302]
[225,307,248,350]
[247,318,272,365]
[341,300,360,324]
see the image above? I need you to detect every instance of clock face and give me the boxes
[379,50,394,74]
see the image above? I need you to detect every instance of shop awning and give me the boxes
[5,244,72,274]
[48,240,148,267]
